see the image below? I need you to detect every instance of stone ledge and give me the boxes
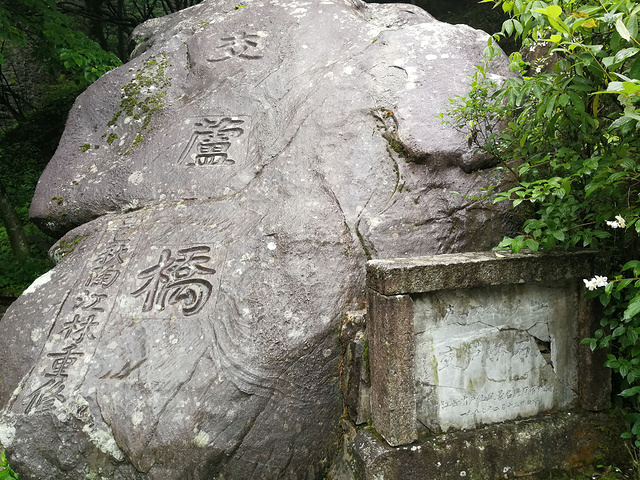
[367,250,608,296]
[345,410,628,480]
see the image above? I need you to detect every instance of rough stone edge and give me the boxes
[367,290,416,446]
[367,250,608,295]
[347,410,629,480]
[576,285,611,411]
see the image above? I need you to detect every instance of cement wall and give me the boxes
[332,250,625,480]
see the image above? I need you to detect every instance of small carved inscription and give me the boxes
[179,117,246,166]
[24,237,131,415]
[85,240,128,288]
[46,344,84,378]
[207,32,265,62]
[131,246,216,316]
[414,284,576,431]
[24,379,65,415]
[59,313,100,343]
[73,290,107,312]
[439,385,554,414]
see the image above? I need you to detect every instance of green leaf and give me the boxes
[625,295,640,320]
[525,238,539,251]
[548,16,570,34]
[621,363,630,377]
[628,14,638,39]
[567,91,585,113]
[617,16,632,41]
[606,357,621,368]
[558,93,569,106]
[622,260,640,277]
[603,56,618,69]
[504,18,514,35]
[606,281,615,295]
[607,81,625,92]
[578,5,601,15]
[629,56,640,79]
[615,47,639,63]
[545,5,563,18]
[614,326,626,338]
[513,19,523,35]
[623,81,640,94]
[611,114,634,129]
[511,236,526,253]
[617,278,633,291]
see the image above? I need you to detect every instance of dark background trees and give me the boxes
[0,0,201,296]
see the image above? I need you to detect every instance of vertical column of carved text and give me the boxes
[23,239,131,414]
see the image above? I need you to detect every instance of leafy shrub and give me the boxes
[445,0,640,443]
[0,450,18,480]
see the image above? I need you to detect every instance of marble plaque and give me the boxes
[413,282,578,432]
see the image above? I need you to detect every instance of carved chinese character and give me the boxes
[86,268,120,288]
[438,347,456,370]
[207,32,264,62]
[59,313,100,344]
[85,240,128,288]
[46,344,84,378]
[131,246,216,316]
[94,241,128,267]
[24,379,65,414]
[514,338,532,357]
[181,117,245,166]
[73,290,107,312]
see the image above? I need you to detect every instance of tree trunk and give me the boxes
[0,178,30,261]
[86,0,110,52]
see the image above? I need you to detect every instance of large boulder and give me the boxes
[0,0,509,478]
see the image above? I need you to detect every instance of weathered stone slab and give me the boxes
[368,291,416,446]
[367,251,610,445]
[367,250,609,295]
[414,282,578,433]
[344,412,628,480]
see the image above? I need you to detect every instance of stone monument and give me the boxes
[366,251,611,446]
[332,252,619,480]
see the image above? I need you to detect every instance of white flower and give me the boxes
[583,276,608,291]
[605,215,626,228]
[594,275,608,287]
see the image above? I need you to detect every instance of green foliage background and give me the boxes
[0,82,85,295]
[446,0,640,448]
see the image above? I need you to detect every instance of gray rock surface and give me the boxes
[0,0,509,478]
